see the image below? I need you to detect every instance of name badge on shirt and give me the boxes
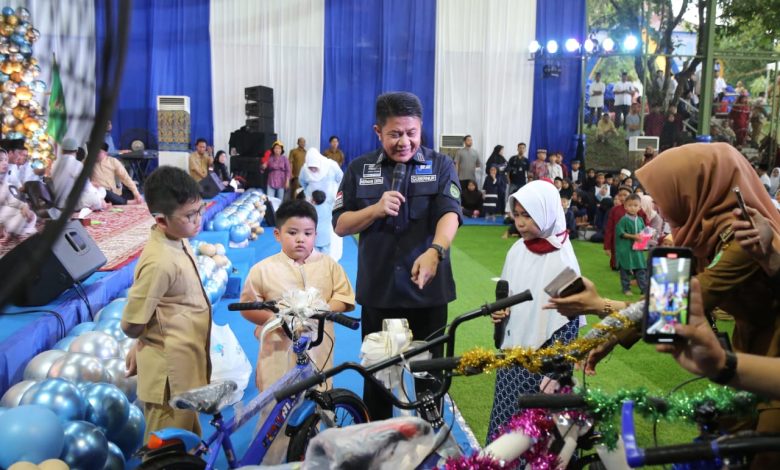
[411,175,437,183]
[363,164,382,178]
[415,160,433,175]
[359,177,384,185]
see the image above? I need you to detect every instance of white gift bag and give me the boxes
[210,322,252,403]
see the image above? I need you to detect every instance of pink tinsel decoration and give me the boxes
[441,454,513,469]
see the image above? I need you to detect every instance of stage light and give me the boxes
[583,38,595,53]
[602,37,615,52]
[623,34,638,51]
[528,40,541,54]
[565,39,580,53]
[545,40,559,54]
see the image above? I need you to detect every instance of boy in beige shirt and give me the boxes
[121,166,211,442]
[240,199,355,391]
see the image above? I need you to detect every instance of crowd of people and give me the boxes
[6,89,780,468]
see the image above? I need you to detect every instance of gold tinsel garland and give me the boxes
[458,312,636,375]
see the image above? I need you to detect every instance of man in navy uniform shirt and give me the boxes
[333,92,462,420]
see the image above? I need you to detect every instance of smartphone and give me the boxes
[733,186,755,228]
[544,267,586,298]
[643,247,695,343]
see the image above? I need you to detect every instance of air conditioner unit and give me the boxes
[157,95,191,152]
[628,136,659,152]
[440,134,466,149]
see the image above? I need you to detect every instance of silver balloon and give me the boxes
[102,358,137,403]
[47,352,110,384]
[69,331,121,360]
[102,442,125,470]
[23,349,66,381]
[61,421,108,470]
[0,379,37,407]
[15,7,30,21]
[95,319,128,342]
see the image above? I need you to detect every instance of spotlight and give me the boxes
[546,40,559,54]
[565,39,580,53]
[602,37,615,52]
[528,40,541,54]
[583,38,595,53]
[623,34,638,51]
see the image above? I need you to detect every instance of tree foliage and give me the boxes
[719,0,780,39]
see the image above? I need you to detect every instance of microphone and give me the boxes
[391,162,406,193]
[493,280,510,349]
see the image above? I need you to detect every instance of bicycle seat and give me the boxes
[170,381,238,415]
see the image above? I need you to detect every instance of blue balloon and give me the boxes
[95,299,127,323]
[213,215,231,231]
[0,404,65,468]
[10,33,25,46]
[103,442,125,470]
[53,335,77,351]
[229,223,251,243]
[2,7,14,16]
[206,220,215,231]
[82,383,130,437]
[69,321,97,337]
[109,405,145,459]
[95,318,128,342]
[20,378,87,422]
[60,420,109,470]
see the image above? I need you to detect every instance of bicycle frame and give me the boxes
[146,325,326,468]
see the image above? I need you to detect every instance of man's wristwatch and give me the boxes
[430,243,446,261]
[710,350,738,385]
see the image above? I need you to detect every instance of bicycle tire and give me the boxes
[138,452,206,470]
[286,388,370,462]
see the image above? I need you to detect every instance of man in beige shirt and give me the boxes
[323,135,345,168]
[288,137,307,197]
[92,142,142,205]
[188,138,213,181]
[121,166,211,442]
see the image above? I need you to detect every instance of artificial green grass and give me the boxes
[447,226,733,453]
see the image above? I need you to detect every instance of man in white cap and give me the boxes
[620,168,632,181]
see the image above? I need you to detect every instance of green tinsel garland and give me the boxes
[573,385,759,450]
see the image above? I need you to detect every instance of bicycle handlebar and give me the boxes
[227,301,279,312]
[273,290,533,406]
[622,400,780,467]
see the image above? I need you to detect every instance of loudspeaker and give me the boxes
[199,172,226,199]
[245,101,274,118]
[245,85,273,103]
[1,221,107,306]
[230,156,265,188]
[246,117,274,134]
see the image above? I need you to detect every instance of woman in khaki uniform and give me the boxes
[549,144,780,469]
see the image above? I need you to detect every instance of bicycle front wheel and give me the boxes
[286,388,369,462]
[138,452,207,470]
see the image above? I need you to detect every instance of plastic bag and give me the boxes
[632,226,656,251]
[210,322,252,403]
[302,417,436,470]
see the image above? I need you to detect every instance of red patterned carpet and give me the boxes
[0,204,154,271]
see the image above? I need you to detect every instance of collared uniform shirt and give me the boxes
[122,226,212,405]
[189,151,212,181]
[93,156,139,196]
[333,146,462,309]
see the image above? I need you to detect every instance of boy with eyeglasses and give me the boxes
[121,166,211,443]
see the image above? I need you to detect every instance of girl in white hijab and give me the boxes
[299,148,344,256]
[486,180,581,441]
[769,167,780,195]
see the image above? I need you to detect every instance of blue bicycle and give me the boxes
[137,299,370,469]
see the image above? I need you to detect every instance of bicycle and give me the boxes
[273,290,535,467]
[137,296,370,469]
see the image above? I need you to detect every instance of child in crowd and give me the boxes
[640,194,665,246]
[583,168,597,191]
[483,165,505,221]
[310,189,332,254]
[553,176,563,191]
[530,148,549,180]
[596,113,618,142]
[461,179,483,218]
[615,194,649,295]
[561,195,577,238]
[121,166,210,443]
[239,199,355,462]
[488,181,581,441]
[559,178,574,199]
[547,153,564,180]
[0,149,37,238]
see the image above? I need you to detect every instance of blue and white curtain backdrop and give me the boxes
[86,0,583,168]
